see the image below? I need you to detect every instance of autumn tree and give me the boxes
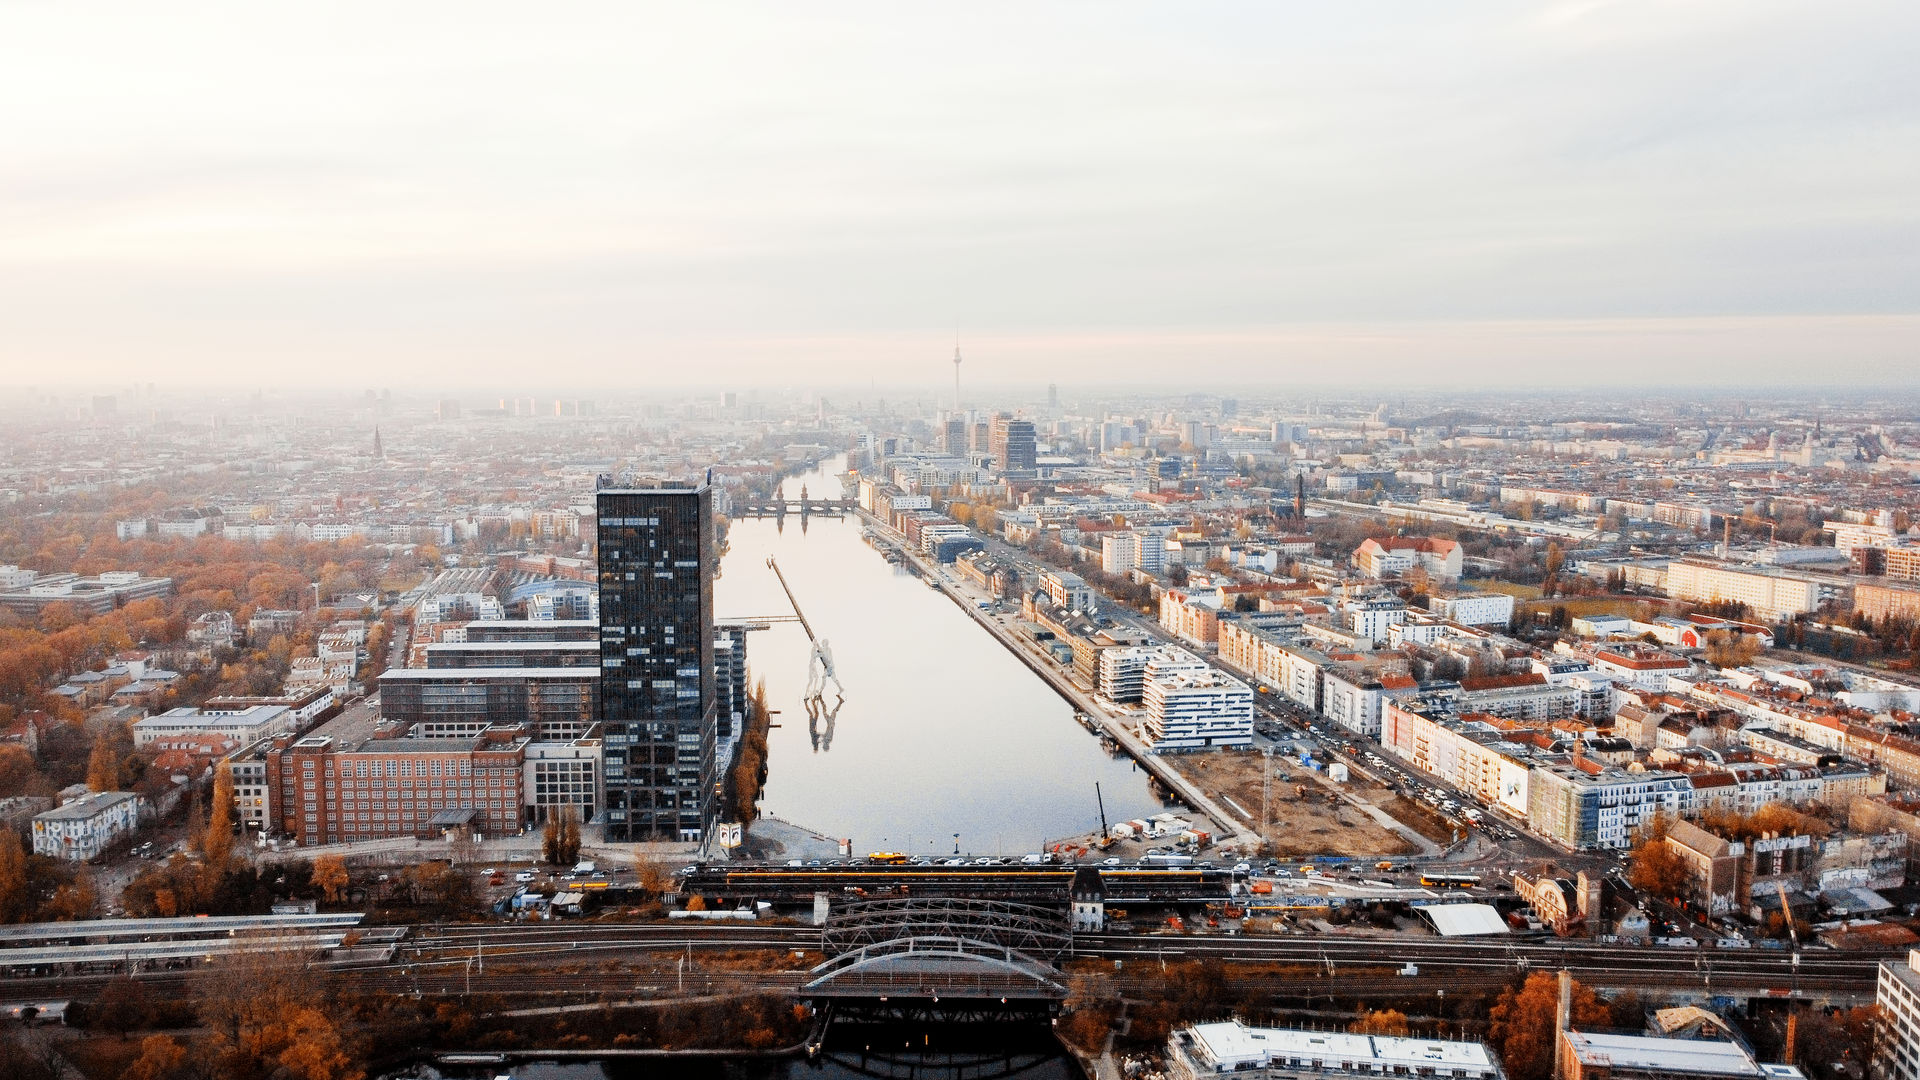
[86,735,120,791]
[1704,629,1761,669]
[0,745,39,798]
[0,829,28,923]
[199,938,324,1070]
[43,873,97,920]
[266,1005,361,1080]
[637,849,668,891]
[559,804,581,866]
[123,1033,189,1080]
[94,975,154,1040]
[202,762,236,872]
[1352,1009,1411,1036]
[311,854,349,905]
[541,812,563,865]
[125,1034,189,1080]
[1627,816,1691,902]
[1488,972,1611,1080]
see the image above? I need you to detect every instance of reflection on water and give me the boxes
[713,458,1162,854]
[411,1020,1079,1079]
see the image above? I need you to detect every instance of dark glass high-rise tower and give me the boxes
[595,483,717,842]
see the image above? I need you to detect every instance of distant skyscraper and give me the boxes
[596,483,718,843]
[438,399,461,421]
[944,416,969,454]
[989,414,1038,474]
[1048,383,1059,410]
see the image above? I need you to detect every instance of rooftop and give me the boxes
[1562,1030,1771,1078]
[37,791,143,821]
[1184,1021,1498,1074]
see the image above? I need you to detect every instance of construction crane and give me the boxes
[766,557,843,750]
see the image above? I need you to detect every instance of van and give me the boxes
[1020,853,1049,865]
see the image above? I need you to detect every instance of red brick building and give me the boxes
[263,725,529,845]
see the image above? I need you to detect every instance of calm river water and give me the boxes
[413,1020,1077,1079]
[713,457,1161,855]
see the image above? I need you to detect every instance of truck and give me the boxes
[1398,963,1419,976]
[571,860,596,875]
[1143,853,1194,866]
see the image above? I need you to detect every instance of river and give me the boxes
[407,1019,1077,1079]
[713,456,1161,855]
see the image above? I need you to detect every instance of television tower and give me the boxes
[951,339,963,414]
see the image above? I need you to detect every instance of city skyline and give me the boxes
[3,2,1917,388]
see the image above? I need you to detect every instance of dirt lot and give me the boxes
[1169,749,1417,858]
[1377,794,1459,845]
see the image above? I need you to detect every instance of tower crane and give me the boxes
[766,557,844,749]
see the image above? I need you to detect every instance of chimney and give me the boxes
[1554,969,1572,1080]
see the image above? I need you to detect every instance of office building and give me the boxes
[461,619,600,643]
[379,667,598,741]
[1879,949,1920,1080]
[525,737,603,825]
[597,483,719,843]
[989,413,1038,474]
[424,640,600,668]
[261,726,528,846]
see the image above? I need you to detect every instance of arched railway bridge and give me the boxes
[803,898,1071,1005]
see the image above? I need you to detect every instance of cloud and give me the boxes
[0,2,1914,387]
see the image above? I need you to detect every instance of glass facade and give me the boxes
[596,485,717,842]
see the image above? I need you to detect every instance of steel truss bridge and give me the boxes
[804,899,1072,1003]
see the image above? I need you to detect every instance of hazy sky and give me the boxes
[3,2,1916,391]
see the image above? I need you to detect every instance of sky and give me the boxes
[2,1,1916,392]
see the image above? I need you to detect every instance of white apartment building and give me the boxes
[32,791,147,860]
[1101,531,1168,577]
[1345,600,1407,643]
[1527,763,1692,850]
[1353,536,1463,581]
[1664,559,1846,621]
[1142,665,1254,752]
[1098,645,1207,704]
[1278,643,1330,713]
[1042,570,1095,614]
[1321,669,1386,737]
[1592,645,1692,691]
[1428,591,1516,628]
[1831,519,1898,557]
